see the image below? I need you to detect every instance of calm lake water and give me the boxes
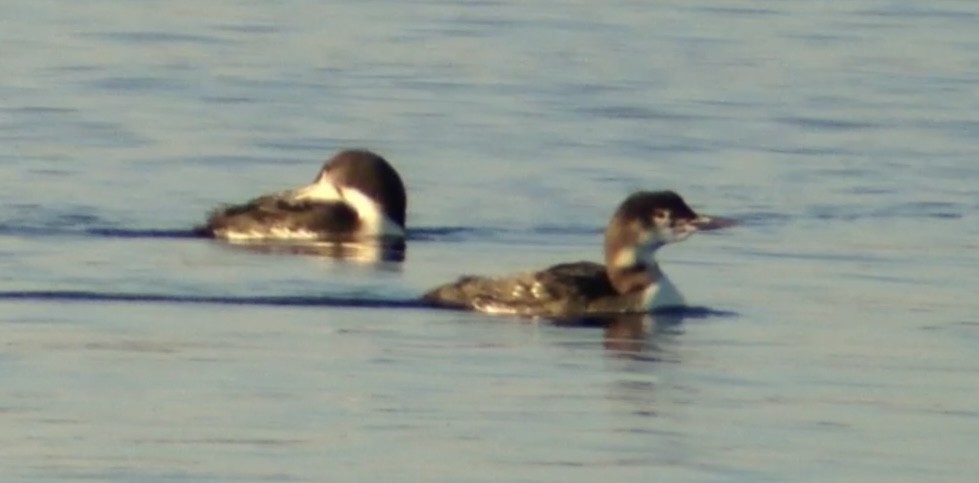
[2,0,979,481]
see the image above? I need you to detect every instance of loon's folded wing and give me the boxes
[422,261,620,318]
[196,194,359,240]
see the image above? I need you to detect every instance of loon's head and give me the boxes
[603,191,727,294]
[288,150,407,239]
[312,150,407,231]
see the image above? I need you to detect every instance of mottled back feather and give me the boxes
[422,261,645,318]
[196,195,359,239]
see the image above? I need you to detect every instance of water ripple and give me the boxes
[776,116,885,131]
[85,31,228,45]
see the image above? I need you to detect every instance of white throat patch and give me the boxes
[611,240,660,269]
[292,178,404,238]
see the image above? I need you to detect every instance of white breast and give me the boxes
[642,272,686,310]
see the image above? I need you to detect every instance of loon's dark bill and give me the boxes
[692,215,737,231]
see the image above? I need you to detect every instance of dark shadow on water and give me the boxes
[0,290,424,309]
[0,290,735,320]
[0,223,483,242]
[0,224,201,239]
[87,228,201,238]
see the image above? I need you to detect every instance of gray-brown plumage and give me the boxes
[423,261,650,318]
[197,196,361,239]
[423,191,729,318]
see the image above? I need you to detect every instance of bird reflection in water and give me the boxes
[552,311,686,358]
[215,238,407,264]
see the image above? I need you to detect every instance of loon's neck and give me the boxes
[603,221,684,307]
[606,261,662,295]
[607,261,686,310]
[605,237,664,295]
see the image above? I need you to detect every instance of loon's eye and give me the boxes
[651,209,670,224]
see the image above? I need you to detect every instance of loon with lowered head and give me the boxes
[195,149,406,242]
[423,191,731,318]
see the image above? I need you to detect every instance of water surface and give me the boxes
[2,0,978,481]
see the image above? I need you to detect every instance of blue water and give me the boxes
[3,1,979,481]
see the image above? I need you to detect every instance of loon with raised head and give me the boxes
[422,191,730,318]
[195,149,407,242]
